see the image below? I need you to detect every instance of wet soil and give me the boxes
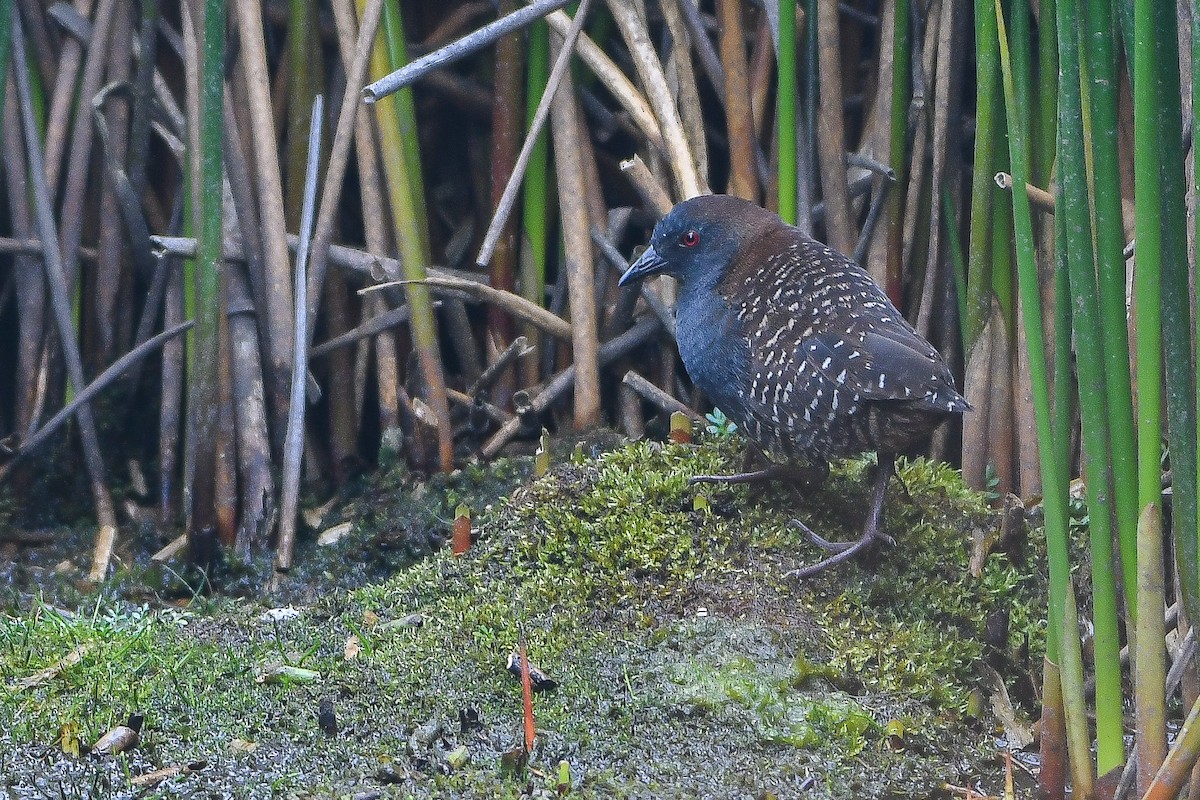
[0,432,1043,798]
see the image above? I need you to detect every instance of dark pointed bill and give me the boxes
[618,245,667,286]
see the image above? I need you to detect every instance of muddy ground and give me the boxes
[0,432,1044,798]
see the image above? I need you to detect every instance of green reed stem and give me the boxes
[1150,0,1198,634]
[520,18,550,383]
[995,0,1071,669]
[1055,0,1123,769]
[190,0,226,530]
[1035,0,1057,186]
[1131,0,1163,619]
[1194,0,1200,634]
[777,0,797,224]
[370,0,452,470]
[965,0,1000,350]
[1083,0,1139,617]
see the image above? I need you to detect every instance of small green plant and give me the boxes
[1068,492,1090,533]
[983,463,1001,503]
[705,408,739,436]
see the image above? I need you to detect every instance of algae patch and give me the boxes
[659,622,876,751]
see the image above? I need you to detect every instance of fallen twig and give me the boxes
[543,10,665,151]
[994,172,1056,214]
[309,304,422,359]
[620,155,673,216]
[604,0,705,198]
[448,388,514,426]
[481,315,661,456]
[370,276,573,341]
[469,336,535,396]
[0,237,98,259]
[0,321,195,481]
[277,97,325,574]
[363,0,575,100]
[305,0,386,349]
[622,371,703,422]
[11,16,118,574]
[150,234,486,286]
[151,534,188,563]
[476,0,594,268]
[13,643,94,690]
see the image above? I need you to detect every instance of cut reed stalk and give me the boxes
[10,14,118,575]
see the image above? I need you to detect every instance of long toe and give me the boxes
[690,468,780,486]
[690,463,828,488]
[787,528,886,579]
[789,519,857,553]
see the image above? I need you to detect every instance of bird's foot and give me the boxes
[786,454,897,579]
[785,522,894,579]
[690,462,827,489]
[690,467,779,486]
[789,518,895,553]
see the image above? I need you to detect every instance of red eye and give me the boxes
[680,230,700,247]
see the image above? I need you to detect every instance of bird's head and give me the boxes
[619,195,779,290]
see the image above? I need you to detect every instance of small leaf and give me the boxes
[316,521,352,546]
[256,664,321,684]
[534,429,551,477]
[58,722,83,757]
[344,635,362,660]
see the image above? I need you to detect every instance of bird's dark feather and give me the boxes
[624,194,970,574]
[634,194,968,463]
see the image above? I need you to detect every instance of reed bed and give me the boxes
[4,0,972,570]
[4,2,1200,795]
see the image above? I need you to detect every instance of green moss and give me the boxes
[0,603,253,746]
[0,435,1042,797]
[345,435,1041,785]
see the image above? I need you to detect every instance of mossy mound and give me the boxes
[0,435,1042,798]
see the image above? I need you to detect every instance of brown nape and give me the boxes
[688,196,782,284]
[720,223,803,290]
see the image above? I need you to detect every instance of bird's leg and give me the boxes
[787,455,897,579]
[892,468,916,506]
[690,444,776,484]
[690,463,790,485]
[691,446,828,489]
